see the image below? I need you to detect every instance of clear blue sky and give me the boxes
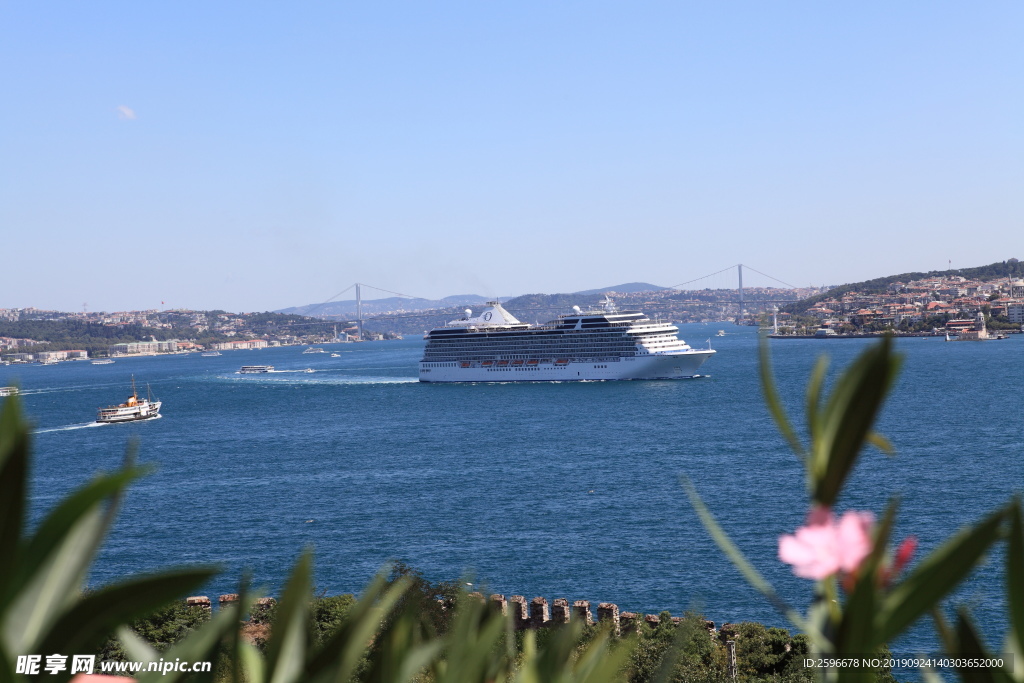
[2,2,1021,312]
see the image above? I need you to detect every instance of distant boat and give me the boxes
[91,359,115,365]
[330,353,341,357]
[716,330,726,337]
[96,377,161,423]
[303,368,315,373]
[0,387,17,397]
[201,351,222,357]
[238,365,274,374]
[302,347,326,354]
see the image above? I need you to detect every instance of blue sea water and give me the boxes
[4,327,1023,664]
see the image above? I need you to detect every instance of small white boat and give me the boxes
[716,330,726,337]
[91,359,115,365]
[330,353,341,357]
[0,387,17,397]
[238,365,274,374]
[96,378,161,423]
[303,368,315,373]
[201,351,222,357]
[302,347,326,354]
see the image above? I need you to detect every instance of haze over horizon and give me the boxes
[2,2,1021,312]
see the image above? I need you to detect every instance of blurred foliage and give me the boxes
[4,338,1023,683]
[97,601,211,664]
[688,336,1024,683]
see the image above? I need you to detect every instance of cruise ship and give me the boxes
[419,298,715,382]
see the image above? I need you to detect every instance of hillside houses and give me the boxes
[799,276,1024,333]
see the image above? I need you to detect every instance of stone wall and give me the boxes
[466,592,716,635]
[185,592,716,636]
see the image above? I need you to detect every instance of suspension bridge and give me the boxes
[285,264,810,340]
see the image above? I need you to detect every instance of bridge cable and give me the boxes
[740,265,799,289]
[668,265,741,290]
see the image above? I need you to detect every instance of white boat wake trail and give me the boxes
[34,414,163,434]
[34,422,110,434]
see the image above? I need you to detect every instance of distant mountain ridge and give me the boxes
[571,282,664,295]
[278,295,495,318]
[277,283,667,318]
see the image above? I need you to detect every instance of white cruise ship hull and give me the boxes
[419,351,713,383]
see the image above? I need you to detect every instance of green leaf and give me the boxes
[0,647,15,683]
[239,639,267,683]
[682,477,822,642]
[920,665,948,683]
[1008,499,1024,662]
[4,465,147,611]
[950,608,1013,683]
[0,396,29,601]
[135,599,243,683]
[879,505,1006,642]
[866,431,895,455]
[35,568,217,659]
[812,336,901,507]
[759,337,806,461]
[836,500,898,656]
[434,597,509,683]
[305,574,410,683]
[229,578,254,683]
[394,641,445,683]
[2,505,105,653]
[117,624,159,663]
[577,630,634,683]
[930,606,956,653]
[264,550,313,683]
[805,355,828,438]
[869,498,900,572]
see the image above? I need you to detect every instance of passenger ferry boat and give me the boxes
[239,365,274,373]
[201,351,222,357]
[96,378,161,423]
[91,358,115,365]
[0,387,17,397]
[419,298,715,382]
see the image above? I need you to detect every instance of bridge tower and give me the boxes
[356,283,363,341]
[737,264,745,323]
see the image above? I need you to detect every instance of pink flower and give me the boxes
[778,508,874,580]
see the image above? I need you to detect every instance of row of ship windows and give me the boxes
[425,341,638,349]
[426,343,638,352]
[487,367,545,372]
[429,333,662,343]
[425,356,633,362]
[428,333,677,343]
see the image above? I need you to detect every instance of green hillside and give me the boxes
[784,258,1022,313]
